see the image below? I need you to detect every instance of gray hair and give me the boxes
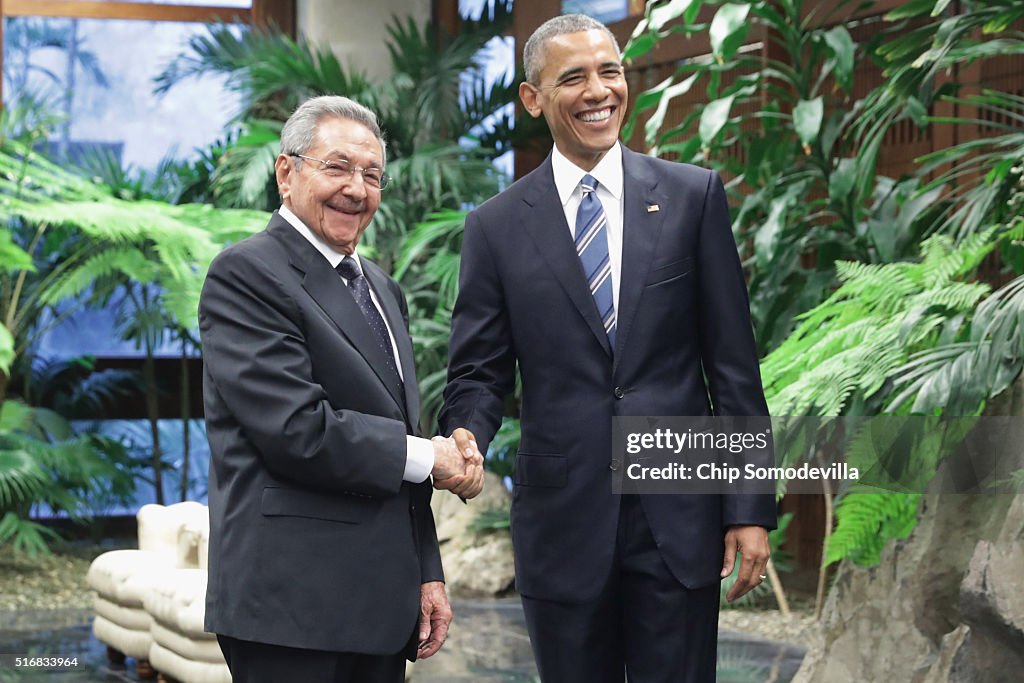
[523,14,621,85]
[280,95,387,166]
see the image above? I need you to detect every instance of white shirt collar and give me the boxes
[551,141,623,207]
[278,204,361,271]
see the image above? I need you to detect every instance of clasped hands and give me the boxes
[430,427,485,499]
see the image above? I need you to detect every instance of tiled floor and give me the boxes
[0,601,805,682]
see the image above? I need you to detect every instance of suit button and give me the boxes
[614,387,625,399]
[610,459,621,471]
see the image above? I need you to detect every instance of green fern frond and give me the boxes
[918,281,990,311]
[825,493,920,566]
[40,247,156,305]
[764,231,997,417]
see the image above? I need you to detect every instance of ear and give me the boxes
[519,82,543,118]
[274,154,293,203]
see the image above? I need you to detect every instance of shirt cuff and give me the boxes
[404,435,435,483]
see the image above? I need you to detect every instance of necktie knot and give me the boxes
[336,255,361,281]
[580,174,598,196]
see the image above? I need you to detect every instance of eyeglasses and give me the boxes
[290,154,391,190]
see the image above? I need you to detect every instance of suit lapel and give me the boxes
[521,156,613,358]
[615,148,668,365]
[362,262,420,431]
[268,218,409,421]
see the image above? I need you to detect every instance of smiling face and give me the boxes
[275,116,383,255]
[519,29,627,171]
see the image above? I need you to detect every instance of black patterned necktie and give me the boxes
[336,256,400,381]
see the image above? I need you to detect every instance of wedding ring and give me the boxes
[759,574,767,580]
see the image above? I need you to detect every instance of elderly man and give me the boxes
[199,95,483,683]
[440,14,776,683]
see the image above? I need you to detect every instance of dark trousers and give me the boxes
[216,634,406,683]
[521,495,719,683]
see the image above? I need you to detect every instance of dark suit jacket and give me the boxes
[440,147,776,603]
[200,212,442,656]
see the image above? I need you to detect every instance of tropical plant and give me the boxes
[0,399,138,556]
[0,116,266,538]
[762,232,995,417]
[72,152,218,505]
[624,0,916,350]
[852,0,1024,241]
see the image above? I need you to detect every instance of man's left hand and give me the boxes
[417,581,452,659]
[721,525,770,603]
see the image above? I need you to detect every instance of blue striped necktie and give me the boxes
[575,174,616,347]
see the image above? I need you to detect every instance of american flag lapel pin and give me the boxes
[647,204,660,213]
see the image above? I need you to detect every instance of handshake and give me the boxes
[429,427,485,499]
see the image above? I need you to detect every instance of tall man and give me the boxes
[440,15,775,683]
[200,96,483,683]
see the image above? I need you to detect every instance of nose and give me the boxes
[340,171,368,200]
[583,71,610,101]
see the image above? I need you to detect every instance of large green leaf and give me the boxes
[645,72,700,142]
[823,26,856,92]
[652,0,701,30]
[622,32,658,62]
[885,0,942,21]
[982,9,1024,33]
[931,0,954,17]
[623,74,675,140]
[709,3,751,61]
[699,95,736,146]
[754,182,806,269]
[793,97,824,147]
[942,38,1024,63]
[828,158,857,209]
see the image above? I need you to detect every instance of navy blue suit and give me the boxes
[440,147,775,681]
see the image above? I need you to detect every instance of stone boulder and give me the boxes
[430,472,515,597]
[794,375,1024,683]
[793,492,1022,682]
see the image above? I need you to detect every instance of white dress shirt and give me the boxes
[279,205,434,483]
[551,141,624,311]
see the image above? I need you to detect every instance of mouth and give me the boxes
[575,106,615,123]
[326,202,363,216]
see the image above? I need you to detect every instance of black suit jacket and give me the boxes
[200,212,442,656]
[440,147,775,602]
